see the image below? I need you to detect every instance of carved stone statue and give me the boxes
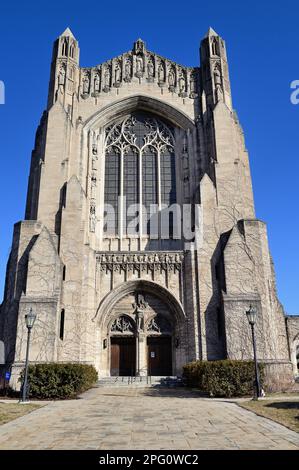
[214,64,223,101]
[124,58,132,82]
[94,73,100,92]
[132,293,148,332]
[158,62,165,83]
[89,204,96,232]
[114,62,121,86]
[103,66,111,91]
[189,71,198,98]
[178,72,186,95]
[147,58,154,79]
[83,74,90,94]
[168,68,175,89]
[58,65,66,87]
[136,56,143,77]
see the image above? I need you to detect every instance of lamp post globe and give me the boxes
[20,308,36,403]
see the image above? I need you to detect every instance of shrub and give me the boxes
[183,360,264,398]
[19,363,98,399]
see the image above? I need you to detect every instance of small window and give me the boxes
[59,309,65,340]
[69,42,75,59]
[62,265,66,281]
[61,39,68,56]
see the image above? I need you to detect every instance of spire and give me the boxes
[60,27,76,40]
[205,27,219,38]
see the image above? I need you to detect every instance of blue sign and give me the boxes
[5,371,11,381]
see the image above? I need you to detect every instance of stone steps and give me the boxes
[96,376,184,387]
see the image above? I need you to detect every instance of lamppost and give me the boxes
[20,308,36,404]
[246,304,262,400]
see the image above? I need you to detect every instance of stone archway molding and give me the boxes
[83,94,196,132]
[93,279,186,328]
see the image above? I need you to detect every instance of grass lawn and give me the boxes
[0,403,41,425]
[241,398,299,433]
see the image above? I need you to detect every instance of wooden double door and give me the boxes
[147,336,172,376]
[110,337,136,376]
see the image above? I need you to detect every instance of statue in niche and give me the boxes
[178,71,186,96]
[189,70,198,98]
[132,293,148,332]
[91,172,97,198]
[214,64,223,101]
[58,65,66,88]
[124,58,132,82]
[136,56,144,77]
[103,66,111,91]
[114,62,121,86]
[89,203,96,233]
[147,58,154,81]
[168,68,175,90]
[82,73,90,94]
[158,62,165,84]
[94,73,100,92]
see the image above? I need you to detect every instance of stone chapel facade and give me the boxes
[1,28,298,387]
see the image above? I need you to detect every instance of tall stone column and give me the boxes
[137,333,147,376]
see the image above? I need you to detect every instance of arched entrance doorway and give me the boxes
[110,316,136,376]
[105,291,177,376]
[146,315,173,376]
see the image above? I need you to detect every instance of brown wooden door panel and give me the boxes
[147,336,172,376]
[110,337,136,376]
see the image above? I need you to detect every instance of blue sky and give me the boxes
[0,0,298,313]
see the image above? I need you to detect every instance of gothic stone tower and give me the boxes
[0,28,295,387]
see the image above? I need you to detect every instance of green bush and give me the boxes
[19,363,98,399]
[183,360,264,398]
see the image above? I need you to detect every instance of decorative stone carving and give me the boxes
[135,56,144,78]
[103,65,111,92]
[58,64,66,90]
[89,201,96,233]
[97,251,184,273]
[94,73,100,93]
[189,70,198,99]
[168,66,175,92]
[158,61,166,85]
[114,61,121,87]
[134,38,146,55]
[82,72,90,95]
[178,70,187,97]
[110,315,135,334]
[147,56,154,82]
[214,63,223,102]
[132,293,148,332]
[124,57,132,82]
[147,315,172,334]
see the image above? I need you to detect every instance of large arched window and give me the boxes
[104,112,176,238]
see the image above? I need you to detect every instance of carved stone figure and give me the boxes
[189,70,198,98]
[82,73,90,94]
[178,71,186,96]
[168,68,175,90]
[94,73,100,92]
[103,65,111,91]
[136,56,144,77]
[214,64,223,101]
[114,62,121,86]
[58,65,66,87]
[89,203,96,232]
[124,58,132,82]
[158,62,165,83]
[147,57,154,78]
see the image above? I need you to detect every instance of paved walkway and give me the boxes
[0,387,298,450]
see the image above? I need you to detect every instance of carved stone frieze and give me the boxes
[79,40,200,100]
[97,251,184,273]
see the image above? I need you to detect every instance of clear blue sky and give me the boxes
[0,0,298,313]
